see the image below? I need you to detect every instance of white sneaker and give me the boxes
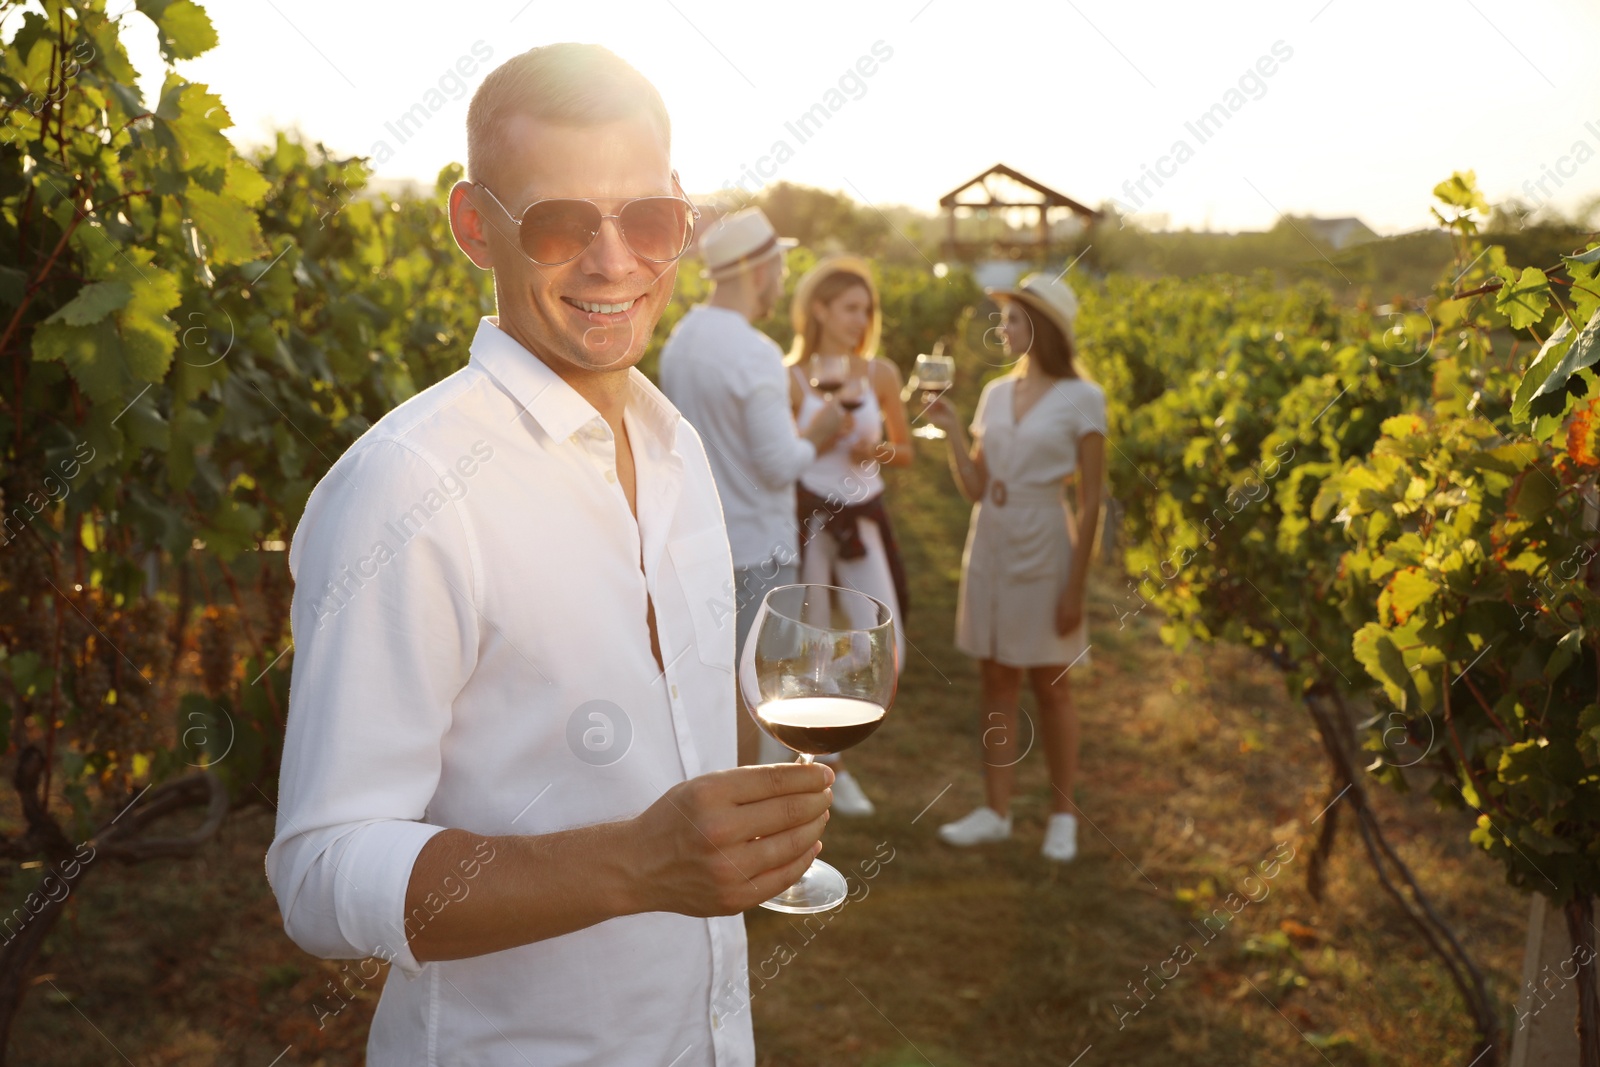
[937,806,1012,846]
[1042,813,1078,862]
[829,770,876,817]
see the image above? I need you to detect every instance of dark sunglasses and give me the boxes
[472,172,701,266]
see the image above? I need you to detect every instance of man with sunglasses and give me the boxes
[268,43,831,1067]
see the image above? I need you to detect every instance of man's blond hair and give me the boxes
[465,43,671,186]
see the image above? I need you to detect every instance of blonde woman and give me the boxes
[778,255,913,816]
[925,273,1105,862]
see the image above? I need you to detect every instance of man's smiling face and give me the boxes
[467,112,680,377]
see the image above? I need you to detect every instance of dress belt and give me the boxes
[987,479,1065,507]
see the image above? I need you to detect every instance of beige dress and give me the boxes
[955,374,1107,668]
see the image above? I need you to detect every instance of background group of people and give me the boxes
[659,206,1108,861]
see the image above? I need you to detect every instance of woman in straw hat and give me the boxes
[779,254,914,817]
[925,273,1106,862]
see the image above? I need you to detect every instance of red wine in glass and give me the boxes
[755,696,886,755]
[808,354,851,400]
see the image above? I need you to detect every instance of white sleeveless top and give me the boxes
[793,361,885,502]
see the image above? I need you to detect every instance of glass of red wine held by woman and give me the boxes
[739,584,898,912]
[808,353,851,401]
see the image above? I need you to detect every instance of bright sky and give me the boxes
[118,0,1600,235]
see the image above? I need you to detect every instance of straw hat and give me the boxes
[986,272,1079,349]
[789,253,881,359]
[698,207,796,279]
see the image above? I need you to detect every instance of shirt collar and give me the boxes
[468,316,680,451]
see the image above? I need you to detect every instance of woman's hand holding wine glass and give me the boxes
[924,395,962,435]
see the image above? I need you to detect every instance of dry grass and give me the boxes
[8,437,1527,1065]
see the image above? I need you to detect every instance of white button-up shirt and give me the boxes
[658,305,815,570]
[267,317,753,1067]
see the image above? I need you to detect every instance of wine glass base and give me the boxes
[911,425,947,440]
[759,858,848,913]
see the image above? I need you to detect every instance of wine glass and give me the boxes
[808,353,851,401]
[739,584,897,913]
[838,374,867,413]
[910,349,956,439]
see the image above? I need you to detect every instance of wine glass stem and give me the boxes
[796,753,815,765]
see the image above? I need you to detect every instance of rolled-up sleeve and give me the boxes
[741,358,816,490]
[266,437,479,980]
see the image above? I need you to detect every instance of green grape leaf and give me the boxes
[32,319,126,404]
[107,255,183,383]
[225,157,272,207]
[6,651,50,699]
[1353,624,1417,710]
[155,75,234,174]
[1514,318,1572,425]
[168,403,224,491]
[1578,704,1600,765]
[1433,171,1488,212]
[1495,266,1551,331]
[43,280,134,326]
[1545,628,1584,680]
[0,266,26,308]
[105,79,148,125]
[1568,260,1600,325]
[17,33,54,95]
[1524,308,1600,422]
[1509,467,1559,521]
[136,0,218,61]
[202,497,264,561]
[184,186,265,265]
[1379,413,1427,439]
[1385,569,1438,625]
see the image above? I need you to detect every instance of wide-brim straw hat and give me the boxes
[789,253,882,358]
[986,272,1079,350]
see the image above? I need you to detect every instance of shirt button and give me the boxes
[671,684,679,700]
[712,1012,721,1030]
[605,469,617,483]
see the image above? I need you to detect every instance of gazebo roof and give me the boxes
[938,163,1100,218]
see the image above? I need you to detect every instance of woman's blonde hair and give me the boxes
[786,255,882,365]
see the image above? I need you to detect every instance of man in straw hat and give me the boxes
[660,207,852,765]
[268,45,835,1065]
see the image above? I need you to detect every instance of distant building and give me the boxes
[1293,215,1378,250]
[938,164,1100,285]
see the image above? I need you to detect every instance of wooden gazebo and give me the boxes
[938,163,1100,263]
